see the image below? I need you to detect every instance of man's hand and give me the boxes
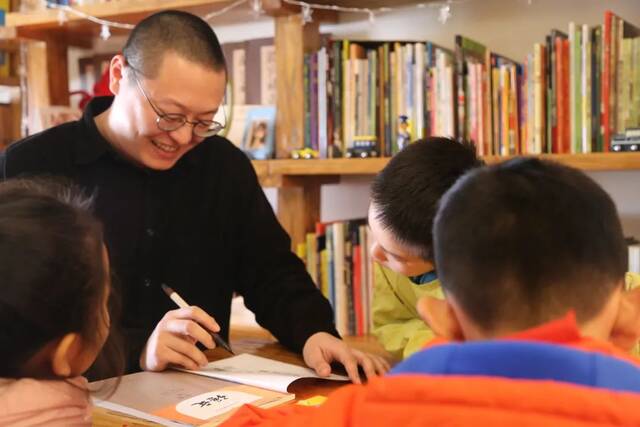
[140,306,220,371]
[302,332,391,384]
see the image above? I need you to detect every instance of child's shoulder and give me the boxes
[626,272,640,290]
[0,377,91,426]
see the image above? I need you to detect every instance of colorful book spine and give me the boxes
[582,24,592,153]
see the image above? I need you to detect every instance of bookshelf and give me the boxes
[257,152,640,178]
[251,151,640,247]
[0,37,21,149]
[4,0,640,250]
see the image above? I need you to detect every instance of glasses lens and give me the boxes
[157,115,186,131]
[194,122,223,138]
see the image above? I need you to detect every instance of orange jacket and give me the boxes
[222,314,640,426]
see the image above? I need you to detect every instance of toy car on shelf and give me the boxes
[290,148,319,159]
[345,136,379,158]
[611,128,640,152]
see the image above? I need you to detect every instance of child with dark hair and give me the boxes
[222,158,640,426]
[0,179,121,426]
[368,137,483,358]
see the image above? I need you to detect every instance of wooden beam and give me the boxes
[274,14,321,158]
[44,35,69,106]
[277,178,321,251]
[25,41,50,133]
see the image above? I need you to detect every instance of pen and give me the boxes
[161,284,235,355]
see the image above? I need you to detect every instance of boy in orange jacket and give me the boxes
[222,158,640,426]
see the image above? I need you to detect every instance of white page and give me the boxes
[95,400,188,427]
[179,353,349,393]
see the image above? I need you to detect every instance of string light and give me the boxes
[250,0,264,17]
[42,0,469,36]
[301,3,313,25]
[281,0,389,22]
[202,0,250,21]
[99,23,111,40]
[44,1,134,29]
[438,1,452,24]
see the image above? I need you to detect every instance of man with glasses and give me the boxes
[1,11,389,382]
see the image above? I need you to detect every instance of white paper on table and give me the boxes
[175,390,261,420]
[179,353,350,393]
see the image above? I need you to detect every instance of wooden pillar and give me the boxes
[277,178,321,251]
[44,35,69,106]
[0,39,22,147]
[25,40,50,134]
[274,14,320,158]
[264,0,337,249]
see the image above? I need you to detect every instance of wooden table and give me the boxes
[93,327,393,426]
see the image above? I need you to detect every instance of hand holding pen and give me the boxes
[138,284,233,372]
[161,284,234,355]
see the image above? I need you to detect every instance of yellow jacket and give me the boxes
[373,264,640,360]
[372,263,443,359]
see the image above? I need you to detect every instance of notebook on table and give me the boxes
[93,353,349,426]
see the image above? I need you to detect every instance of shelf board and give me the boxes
[268,157,389,176]
[254,152,640,184]
[483,152,640,171]
[0,76,20,86]
[0,39,21,51]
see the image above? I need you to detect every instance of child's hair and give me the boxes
[434,158,627,333]
[0,178,122,380]
[370,137,483,260]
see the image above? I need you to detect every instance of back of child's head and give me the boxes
[0,178,118,378]
[370,137,483,260]
[433,158,627,333]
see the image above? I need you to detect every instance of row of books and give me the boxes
[296,219,374,337]
[0,0,8,79]
[524,11,640,155]
[302,10,639,158]
[294,222,640,338]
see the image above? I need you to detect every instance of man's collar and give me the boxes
[75,96,114,165]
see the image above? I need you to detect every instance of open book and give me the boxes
[179,353,350,393]
[93,368,294,427]
[93,354,349,426]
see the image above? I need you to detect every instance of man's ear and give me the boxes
[610,287,640,352]
[51,333,80,377]
[417,296,464,340]
[109,54,126,95]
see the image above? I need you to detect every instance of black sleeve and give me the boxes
[0,150,6,180]
[121,326,149,374]
[230,152,340,353]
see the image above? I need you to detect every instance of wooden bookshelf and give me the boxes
[249,152,640,248]
[6,0,640,251]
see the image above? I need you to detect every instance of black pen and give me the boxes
[161,284,235,355]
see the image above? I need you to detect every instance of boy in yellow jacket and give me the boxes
[369,137,482,359]
[369,138,640,359]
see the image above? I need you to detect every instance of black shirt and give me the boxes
[1,97,339,372]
